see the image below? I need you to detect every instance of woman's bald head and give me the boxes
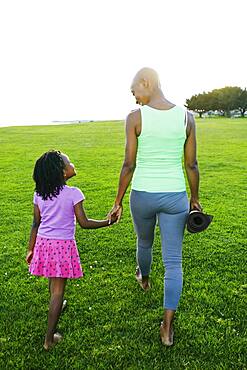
[132,67,161,90]
[131,67,161,106]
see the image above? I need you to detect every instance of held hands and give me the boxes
[26,250,33,265]
[107,204,123,224]
[108,212,118,225]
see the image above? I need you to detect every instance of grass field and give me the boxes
[0,118,246,369]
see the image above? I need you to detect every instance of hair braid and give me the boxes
[33,150,65,200]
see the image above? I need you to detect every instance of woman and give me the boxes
[109,67,201,346]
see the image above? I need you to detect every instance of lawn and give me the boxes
[0,118,246,369]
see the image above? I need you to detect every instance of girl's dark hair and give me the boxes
[33,150,66,200]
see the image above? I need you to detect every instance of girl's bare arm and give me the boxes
[74,201,116,229]
[26,204,41,264]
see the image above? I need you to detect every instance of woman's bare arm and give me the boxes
[109,110,139,221]
[184,112,202,211]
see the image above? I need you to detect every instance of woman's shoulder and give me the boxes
[127,109,141,123]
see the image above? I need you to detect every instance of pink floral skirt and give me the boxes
[29,236,83,278]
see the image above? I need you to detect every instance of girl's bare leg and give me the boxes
[49,279,67,312]
[44,277,67,350]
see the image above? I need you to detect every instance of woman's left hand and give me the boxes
[190,199,202,212]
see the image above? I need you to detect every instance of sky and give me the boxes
[0,0,246,126]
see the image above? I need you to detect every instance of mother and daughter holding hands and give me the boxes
[26,67,201,350]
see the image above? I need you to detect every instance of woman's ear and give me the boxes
[63,169,67,178]
[142,78,149,89]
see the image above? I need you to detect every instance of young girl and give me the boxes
[26,150,116,351]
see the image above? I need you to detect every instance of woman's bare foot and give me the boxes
[43,332,63,351]
[160,322,174,346]
[135,267,150,291]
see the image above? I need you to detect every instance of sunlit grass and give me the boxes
[0,118,246,369]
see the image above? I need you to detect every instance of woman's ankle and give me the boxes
[142,275,149,283]
[162,309,176,326]
[161,321,173,331]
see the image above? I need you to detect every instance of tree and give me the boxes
[212,87,242,117]
[185,92,210,118]
[237,88,247,117]
[186,86,247,118]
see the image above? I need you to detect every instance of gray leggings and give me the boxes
[130,190,189,310]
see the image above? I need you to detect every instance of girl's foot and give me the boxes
[43,332,63,351]
[62,299,67,312]
[135,267,150,291]
[160,322,174,346]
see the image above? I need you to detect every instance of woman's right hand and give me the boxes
[108,204,123,223]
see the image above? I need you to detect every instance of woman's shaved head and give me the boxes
[132,67,161,90]
[131,67,161,106]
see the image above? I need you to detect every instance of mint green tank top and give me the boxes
[131,105,187,192]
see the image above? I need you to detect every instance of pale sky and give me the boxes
[0,0,246,126]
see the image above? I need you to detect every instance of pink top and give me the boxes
[34,185,85,240]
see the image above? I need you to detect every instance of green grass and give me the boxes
[0,118,246,369]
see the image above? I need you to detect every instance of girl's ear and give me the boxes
[63,169,67,178]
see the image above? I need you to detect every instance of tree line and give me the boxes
[186,87,247,118]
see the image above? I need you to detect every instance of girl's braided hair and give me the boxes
[33,150,65,200]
